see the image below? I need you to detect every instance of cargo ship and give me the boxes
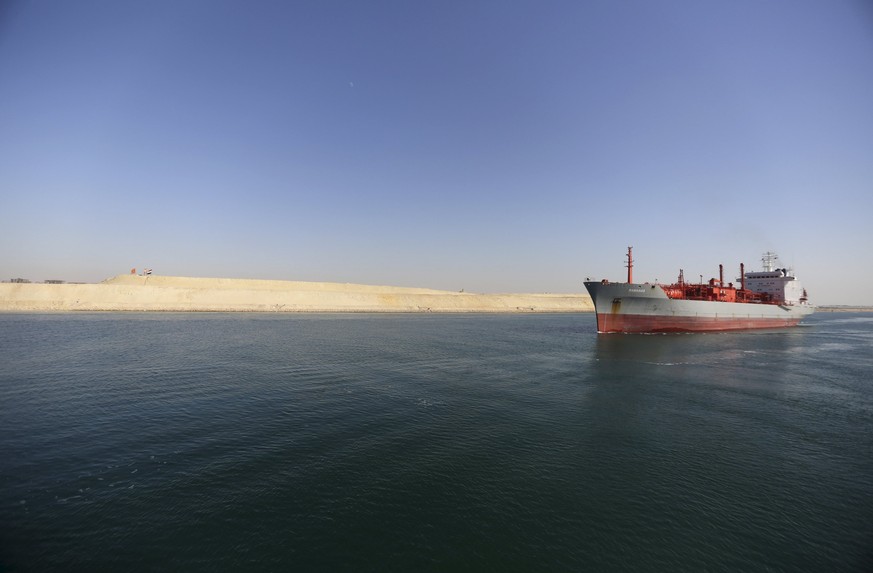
[584,247,814,333]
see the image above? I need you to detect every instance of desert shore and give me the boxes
[0,275,594,313]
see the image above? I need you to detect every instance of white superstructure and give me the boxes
[740,252,810,306]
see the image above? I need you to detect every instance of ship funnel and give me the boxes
[740,263,745,291]
[626,246,633,284]
[719,264,724,286]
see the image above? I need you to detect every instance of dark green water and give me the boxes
[1,313,871,571]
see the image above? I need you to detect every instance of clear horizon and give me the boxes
[1,1,871,305]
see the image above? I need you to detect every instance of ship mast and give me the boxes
[626,246,633,284]
[762,251,778,272]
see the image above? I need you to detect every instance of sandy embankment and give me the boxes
[0,275,594,313]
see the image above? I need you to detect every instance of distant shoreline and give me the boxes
[0,275,594,313]
[4,276,867,314]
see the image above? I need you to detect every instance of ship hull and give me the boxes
[584,281,814,333]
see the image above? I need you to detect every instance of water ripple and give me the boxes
[0,313,871,571]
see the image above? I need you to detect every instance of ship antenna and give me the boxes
[626,246,633,284]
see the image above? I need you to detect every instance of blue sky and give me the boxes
[1,0,871,304]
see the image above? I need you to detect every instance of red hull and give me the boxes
[596,313,802,333]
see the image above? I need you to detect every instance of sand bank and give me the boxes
[0,275,594,313]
